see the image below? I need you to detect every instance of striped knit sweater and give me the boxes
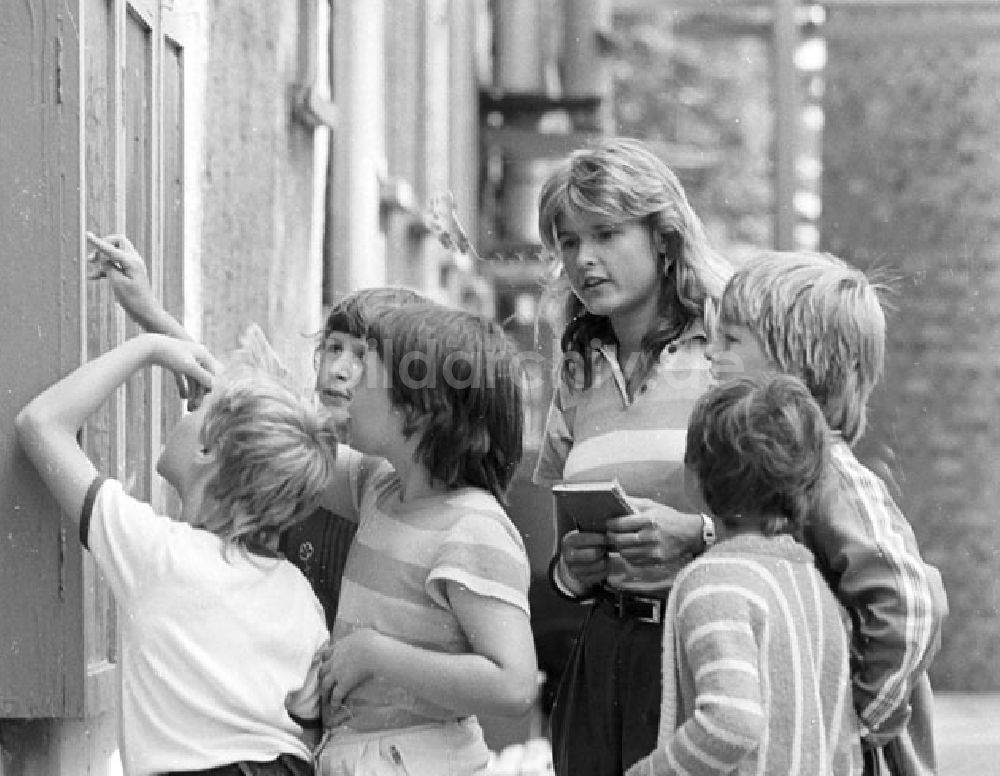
[627,534,863,776]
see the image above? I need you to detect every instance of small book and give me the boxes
[553,479,634,534]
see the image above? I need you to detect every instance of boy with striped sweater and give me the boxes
[627,374,862,776]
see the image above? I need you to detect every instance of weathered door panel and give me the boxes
[1,0,191,721]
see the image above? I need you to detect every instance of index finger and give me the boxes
[565,530,612,548]
[605,513,649,533]
[86,231,121,254]
[85,232,127,271]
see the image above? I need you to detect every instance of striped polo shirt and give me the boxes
[630,535,862,776]
[533,322,714,590]
[330,455,531,732]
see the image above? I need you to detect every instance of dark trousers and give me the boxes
[550,603,664,776]
[166,754,313,776]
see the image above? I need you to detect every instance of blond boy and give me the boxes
[707,250,947,776]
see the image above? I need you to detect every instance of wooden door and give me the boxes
[0,0,198,719]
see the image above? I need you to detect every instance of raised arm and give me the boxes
[87,232,211,410]
[86,233,193,342]
[15,334,218,523]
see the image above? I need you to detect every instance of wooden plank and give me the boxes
[82,0,120,718]
[0,0,84,718]
[123,6,155,505]
[159,27,185,517]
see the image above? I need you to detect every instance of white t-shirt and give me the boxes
[83,478,329,775]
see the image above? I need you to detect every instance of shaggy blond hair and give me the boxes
[537,138,731,388]
[718,250,886,446]
[198,325,338,553]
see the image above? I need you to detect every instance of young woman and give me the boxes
[532,138,731,775]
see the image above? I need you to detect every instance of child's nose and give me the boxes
[578,242,599,267]
[317,354,350,384]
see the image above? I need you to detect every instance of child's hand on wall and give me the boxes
[87,231,210,410]
[86,232,157,316]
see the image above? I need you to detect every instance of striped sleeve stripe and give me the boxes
[685,620,754,651]
[664,745,696,776]
[676,725,742,771]
[786,563,829,771]
[696,694,764,716]
[697,711,761,747]
[833,445,934,727]
[809,567,826,674]
[677,581,769,617]
[428,566,530,615]
[694,659,759,682]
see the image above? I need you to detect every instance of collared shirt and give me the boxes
[533,322,715,591]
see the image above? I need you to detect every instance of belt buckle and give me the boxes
[632,594,662,625]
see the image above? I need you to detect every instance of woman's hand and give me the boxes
[606,497,703,570]
[559,529,610,592]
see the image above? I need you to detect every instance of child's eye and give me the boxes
[557,235,579,252]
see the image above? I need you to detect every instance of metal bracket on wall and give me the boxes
[292,84,338,130]
[377,174,431,239]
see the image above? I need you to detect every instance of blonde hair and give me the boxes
[197,373,338,553]
[718,250,886,446]
[537,138,731,387]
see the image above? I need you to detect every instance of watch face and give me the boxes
[701,513,717,546]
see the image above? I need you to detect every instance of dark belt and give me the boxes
[595,585,667,625]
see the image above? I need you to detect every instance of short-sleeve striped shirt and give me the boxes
[331,458,531,732]
[532,323,714,589]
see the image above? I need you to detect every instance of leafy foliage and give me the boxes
[611,11,773,250]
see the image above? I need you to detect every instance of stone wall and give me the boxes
[199,1,323,387]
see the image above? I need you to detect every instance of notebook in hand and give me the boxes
[553,479,634,534]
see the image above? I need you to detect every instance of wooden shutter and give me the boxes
[0,0,196,717]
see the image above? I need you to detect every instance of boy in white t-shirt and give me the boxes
[16,330,336,776]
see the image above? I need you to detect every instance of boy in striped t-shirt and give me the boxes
[312,303,538,776]
[628,374,862,776]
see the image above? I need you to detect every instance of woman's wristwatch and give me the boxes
[700,512,717,552]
